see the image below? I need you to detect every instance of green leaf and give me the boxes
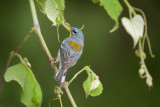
[92,0,123,32]
[44,0,65,26]
[55,0,65,11]
[4,63,42,107]
[90,80,103,97]
[44,0,59,26]
[101,0,122,32]
[34,0,46,11]
[83,68,93,97]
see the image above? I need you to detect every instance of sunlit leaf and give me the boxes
[90,80,103,97]
[44,0,59,26]
[55,0,65,11]
[90,80,100,91]
[121,14,144,47]
[34,0,46,11]
[4,63,42,107]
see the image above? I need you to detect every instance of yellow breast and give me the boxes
[68,40,83,52]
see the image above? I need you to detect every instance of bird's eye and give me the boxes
[73,30,77,34]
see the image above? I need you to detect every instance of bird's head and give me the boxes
[67,25,84,43]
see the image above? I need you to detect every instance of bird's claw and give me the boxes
[49,57,58,65]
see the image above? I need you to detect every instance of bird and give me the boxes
[54,25,84,83]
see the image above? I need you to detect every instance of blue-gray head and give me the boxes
[67,25,84,45]
[70,27,84,42]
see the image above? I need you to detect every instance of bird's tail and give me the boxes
[54,68,67,83]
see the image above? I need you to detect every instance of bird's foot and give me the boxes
[49,57,58,65]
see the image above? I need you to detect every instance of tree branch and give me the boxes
[62,83,77,107]
[29,0,77,106]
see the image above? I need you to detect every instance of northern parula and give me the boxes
[54,26,84,83]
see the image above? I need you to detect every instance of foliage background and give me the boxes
[0,0,160,107]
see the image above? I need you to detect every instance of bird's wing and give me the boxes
[69,51,82,66]
[60,41,70,62]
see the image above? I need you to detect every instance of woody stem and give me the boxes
[29,0,77,107]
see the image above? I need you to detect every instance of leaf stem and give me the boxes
[29,0,77,106]
[133,7,154,58]
[59,96,63,107]
[123,0,136,17]
[68,66,98,86]
[68,67,86,86]
[49,98,59,107]
[139,39,146,70]
[62,18,70,32]
[138,38,152,86]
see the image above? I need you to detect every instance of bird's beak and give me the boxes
[66,25,71,31]
[66,24,72,37]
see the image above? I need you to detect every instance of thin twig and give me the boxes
[123,0,136,17]
[49,98,59,107]
[59,96,63,107]
[0,55,12,96]
[0,29,34,95]
[68,66,98,86]
[138,38,152,87]
[146,35,155,58]
[133,7,147,50]
[68,67,86,86]
[133,7,154,58]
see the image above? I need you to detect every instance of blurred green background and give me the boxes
[0,0,160,107]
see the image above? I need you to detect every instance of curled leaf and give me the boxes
[83,66,103,97]
[83,69,93,97]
